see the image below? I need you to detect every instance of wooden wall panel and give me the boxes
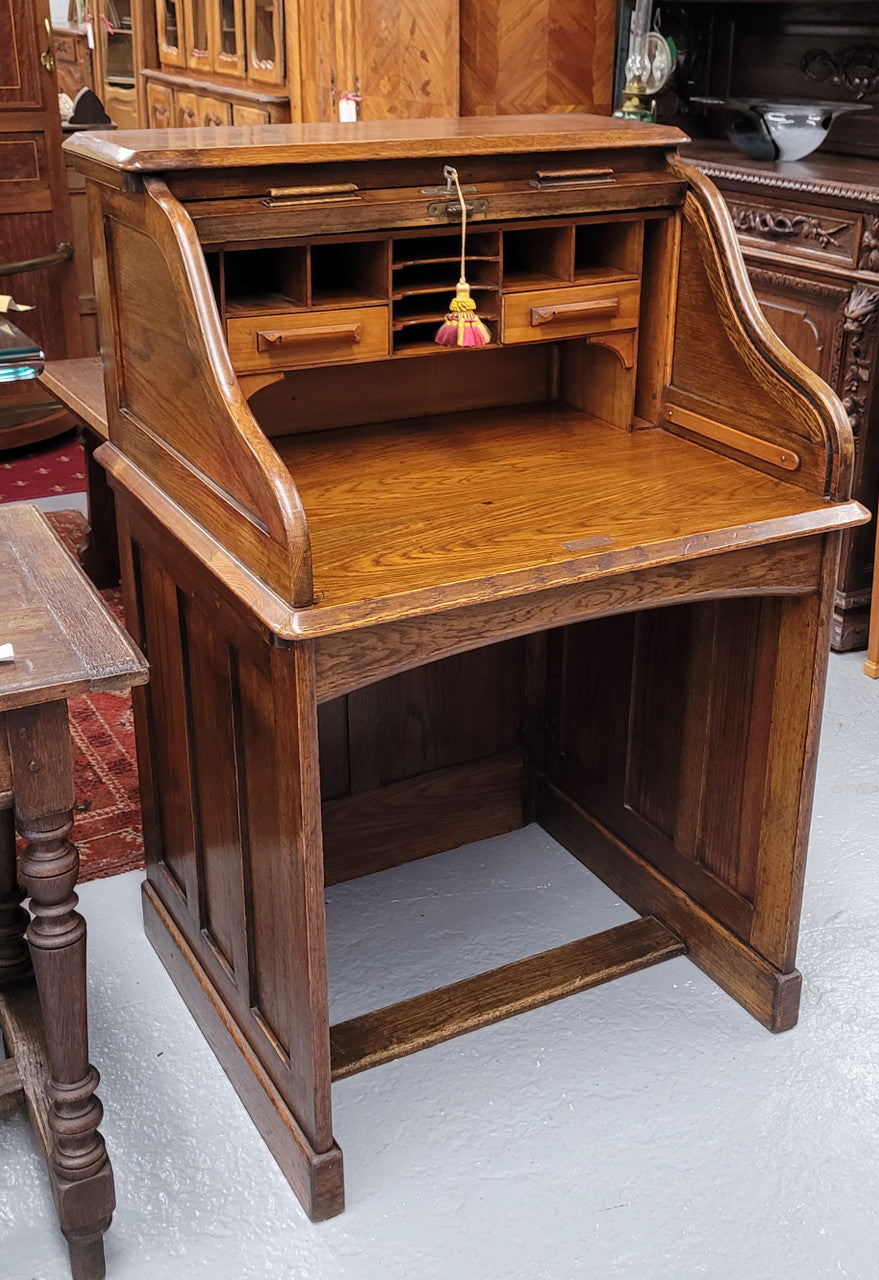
[548,613,634,809]
[318,641,528,884]
[237,654,300,1062]
[695,599,779,900]
[346,642,526,791]
[625,606,695,841]
[136,552,200,908]
[460,0,616,117]
[543,599,787,942]
[181,599,251,989]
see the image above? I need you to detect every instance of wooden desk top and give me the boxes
[38,358,107,441]
[0,504,146,713]
[276,405,869,634]
[64,114,688,174]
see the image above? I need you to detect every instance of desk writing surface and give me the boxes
[275,405,865,624]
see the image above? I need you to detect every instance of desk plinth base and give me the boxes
[538,783,803,1033]
[142,882,346,1223]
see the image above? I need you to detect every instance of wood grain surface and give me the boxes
[38,358,107,441]
[330,915,685,1078]
[64,114,688,174]
[275,404,867,622]
[0,504,146,711]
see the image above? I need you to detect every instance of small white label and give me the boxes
[338,97,358,123]
[0,643,15,663]
[86,17,95,49]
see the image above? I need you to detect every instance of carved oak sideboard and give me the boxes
[67,117,867,1222]
[689,144,879,652]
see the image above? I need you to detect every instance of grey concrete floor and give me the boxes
[1,650,878,1280]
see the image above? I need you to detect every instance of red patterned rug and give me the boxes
[44,510,145,882]
[0,431,87,502]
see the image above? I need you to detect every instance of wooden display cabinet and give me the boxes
[67,116,867,1223]
[148,0,289,124]
[58,0,158,129]
[145,0,617,126]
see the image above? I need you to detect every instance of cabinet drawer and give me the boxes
[52,34,81,63]
[227,306,390,372]
[502,279,640,344]
[104,84,138,130]
[147,82,174,129]
[232,104,272,126]
[726,196,861,268]
[177,92,232,128]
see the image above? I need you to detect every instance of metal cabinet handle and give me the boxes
[0,244,74,278]
[41,17,55,72]
[529,298,620,326]
[256,324,363,351]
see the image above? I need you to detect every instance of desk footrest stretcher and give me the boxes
[329,916,685,1080]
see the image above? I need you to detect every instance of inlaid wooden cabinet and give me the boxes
[143,0,617,126]
[461,0,616,116]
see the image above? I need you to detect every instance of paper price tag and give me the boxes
[340,93,360,123]
[86,16,95,49]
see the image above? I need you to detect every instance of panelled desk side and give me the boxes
[66,117,868,1221]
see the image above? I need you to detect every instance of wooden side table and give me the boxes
[0,503,147,1280]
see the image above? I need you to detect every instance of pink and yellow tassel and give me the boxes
[435,166,491,349]
[435,280,492,348]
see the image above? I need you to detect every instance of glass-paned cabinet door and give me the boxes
[214,0,245,78]
[245,0,284,84]
[157,0,186,67]
[184,0,212,73]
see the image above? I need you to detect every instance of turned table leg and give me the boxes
[0,804,30,986]
[5,701,114,1280]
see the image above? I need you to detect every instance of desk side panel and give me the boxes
[87,174,313,604]
[661,159,855,500]
[115,496,339,1217]
[540,532,839,1017]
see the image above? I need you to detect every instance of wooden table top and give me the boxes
[38,357,107,440]
[0,503,146,713]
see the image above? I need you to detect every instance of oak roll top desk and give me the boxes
[66,116,868,1222]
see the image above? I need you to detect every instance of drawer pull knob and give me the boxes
[530,298,620,326]
[256,324,363,351]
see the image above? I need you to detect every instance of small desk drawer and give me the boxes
[502,279,640,344]
[227,305,389,372]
